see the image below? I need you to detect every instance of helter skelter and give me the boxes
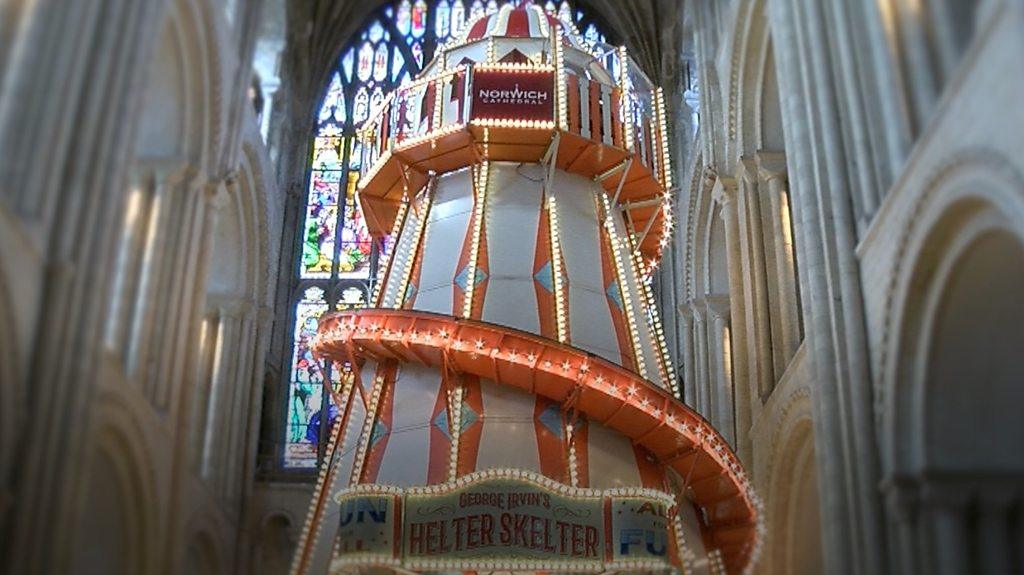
[291,3,762,574]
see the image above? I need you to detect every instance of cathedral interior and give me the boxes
[1,0,1022,574]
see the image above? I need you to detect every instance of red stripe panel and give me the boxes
[632,443,667,489]
[427,374,450,484]
[533,193,557,340]
[505,8,530,36]
[423,82,436,133]
[470,216,489,320]
[645,118,654,168]
[467,16,490,40]
[557,246,570,344]
[572,416,590,487]
[533,397,567,482]
[453,188,476,317]
[597,205,637,371]
[611,89,623,148]
[589,81,602,143]
[359,361,399,484]
[456,375,483,476]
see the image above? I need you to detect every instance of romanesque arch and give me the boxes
[182,528,225,575]
[883,153,1024,573]
[760,386,822,575]
[69,395,161,575]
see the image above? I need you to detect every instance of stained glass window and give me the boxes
[285,287,329,467]
[283,0,611,470]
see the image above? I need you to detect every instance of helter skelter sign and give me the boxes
[332,470,678,572]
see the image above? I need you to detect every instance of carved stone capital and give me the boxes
[756,151,787,183]
[704,293,731,321]
[689,301,707,324]
[146,161,202,191]
[206,294,256,317]
[711,176,738,208]
[701,165,718,190]
[737,156,759,188]
[879,475,921,521]
[204,177,233,209]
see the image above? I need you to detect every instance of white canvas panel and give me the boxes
[429,169,473,221]
[493,38,547,63]
[376,364,440,487]
[441,77,456,126]
[678,500,712,574]
[413,285,453,315]
[488,162,544,209]
[414,173,474,314]
[551,171,604,294]
[446,41,489,68]
[482,278,540,335]
[586,421,642,489]
[579,75,591,138]
[565,49,613,85]
[482,163,543,334]
[476,379,541,473]
[567,285,621,365]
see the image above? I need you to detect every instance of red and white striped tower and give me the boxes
[292,4,761,574]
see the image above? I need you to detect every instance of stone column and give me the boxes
[758,152,802,369]
[104,165,148,354]
[977,482,1015,575]
[260,77,281,141]
[705,295,734,447]
[221,301,258,509]
[129,162,199,384]
[881,475,921,575]
[145,169,214,413]
[164,175,234,572]
[921,481,971,575]
[764,1,888,570]
[197,296,258,509]
[712,176,750,458]
[691,302,709,417]
[678,305,696,407]
[736,158,775,404]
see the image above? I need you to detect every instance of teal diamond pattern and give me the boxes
[459,402,478,431]
[534,260,554,292]
[368,420,389,449]
[538,403,564,439]
[432,408,450,439]
[432,402,480,440]
[454,265,488,291]
[606,281,624,311]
